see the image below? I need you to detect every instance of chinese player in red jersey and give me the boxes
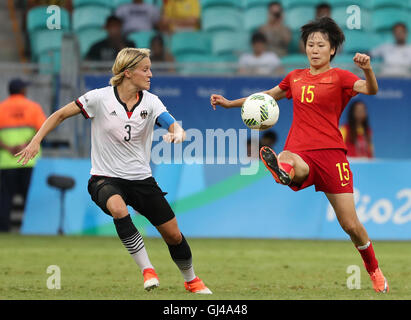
[210,17,388,293]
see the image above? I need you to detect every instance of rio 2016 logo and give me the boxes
[327,188,411,224]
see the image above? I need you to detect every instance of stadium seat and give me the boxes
[200,0,243,10]
[73,0,112,8]
[176,54,236,75]
[38,50,61,74]
[244,6,268,32]
[332,6,372,31]
[27,6,70,34]
[332,54,357,71]
[72,6,112,32]
[30,29,65,61]
[170,32,210,57]
[111,0,132,8]
[282,0,321,9]
[342,30,377,54]
[372,0,409,9]
[281,54,308,73]
[288,30,303,54]
[243,0,271,9]
[76,28,108,58]
[371,8,410,32]
[211,31,250,56]
[202,7,243,33]
[331,0,371,10]
[127,31,156,49]
[284,6,315,31]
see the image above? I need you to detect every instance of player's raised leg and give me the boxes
[107,194,159,291]
[156,218,212,294]
[326,193,389,293]
[260,147,309,186]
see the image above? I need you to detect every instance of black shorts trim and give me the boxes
[87,175,175,226]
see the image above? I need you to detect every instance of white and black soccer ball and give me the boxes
[241,92,279,130]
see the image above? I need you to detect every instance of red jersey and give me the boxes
[278,68,360,152]
[340,124,374,158]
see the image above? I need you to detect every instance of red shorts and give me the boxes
[288,148,354,194]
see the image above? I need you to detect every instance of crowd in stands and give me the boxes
[22,0,411,76]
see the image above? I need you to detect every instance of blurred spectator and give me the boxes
[238,32,283,76]
[150,34,175,73]
[115,0,161,35]
[26,0,72,11]
[0,79,46,232]
[161,0,201,34]
[340,100,374,159]
[86,16,135,61]
[260,130,278,149]
[247,130,278,158]
[371,23,411,77]
[297,3,332,53]
[315,3,331,19]
[258,1,291,57]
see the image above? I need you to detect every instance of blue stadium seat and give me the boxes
[171,32,210,56]
[331,0,371,9]
[27,6,70,34]
[243,0,271,9]
[202,7,243,33]
[38,50,61,74]
[288,30,303,54]
[332,6,372,31]
[281,54,308,73]
[244,6,268,32]
[343,30,377,54]
[72,6,112,31]
[111,0,132,8]
[371,8,410,32]
[331,53,357,72]
[127,31,156,49]
[76,28,108,58]
[372,0,409,9]
[73,0,112,8]
[176,54,236,75]
[282,0,321,9]
[30,29,65,61]
[201,0,243,10]
[211,31,250,56]
[284,6,315,31]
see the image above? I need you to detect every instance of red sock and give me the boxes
[357,241,379,273]
[280,162,295,178]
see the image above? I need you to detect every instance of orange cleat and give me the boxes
[143,268,159,291]
[259,146,293,185]
[184,277,212,294]
[369,268,389,293]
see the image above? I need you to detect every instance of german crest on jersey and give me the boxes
[140,110,148,119]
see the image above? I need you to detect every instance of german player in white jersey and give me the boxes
[16,48,212,294]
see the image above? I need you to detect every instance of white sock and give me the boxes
[179,266,196,282]
[131,247,154,272]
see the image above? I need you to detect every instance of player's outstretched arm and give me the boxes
[162,121,186,144]
[210,86,286,111]
[353,53,378,95]
[15,101,81,165]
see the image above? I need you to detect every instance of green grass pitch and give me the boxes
[0,235,410,300]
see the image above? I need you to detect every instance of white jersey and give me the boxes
[76,86,167,180]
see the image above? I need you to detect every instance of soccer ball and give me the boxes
[241,92,279,130]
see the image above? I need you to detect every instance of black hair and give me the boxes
[316,2,331,11]
[251,32,267,44]
[268,1,282,10]
[347,100,370,145]
[150,33,164,47]
[301,16,345,61]
[392,22,407,32]
[105,15,123,26]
